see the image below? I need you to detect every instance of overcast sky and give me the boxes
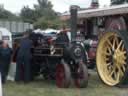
[0,0,110,13]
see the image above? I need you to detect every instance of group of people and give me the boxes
[0,27,71,84]
[0,30,32,84]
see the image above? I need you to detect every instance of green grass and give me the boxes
[3,71,128,96]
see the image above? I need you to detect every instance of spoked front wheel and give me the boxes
[74,62,88,88]
[56,63,71,88]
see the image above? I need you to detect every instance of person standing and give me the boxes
[15,31,32,83]
[56,27,70,44]
[0,41,12,84]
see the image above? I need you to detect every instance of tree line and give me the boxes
[111,0,128,5]
[0,0,64,29]
[0,0,126,29]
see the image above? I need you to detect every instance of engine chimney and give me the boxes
[70,5,78,41]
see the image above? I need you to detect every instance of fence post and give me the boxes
[0,73,2,96]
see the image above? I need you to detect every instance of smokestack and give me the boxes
[70,5,78,41]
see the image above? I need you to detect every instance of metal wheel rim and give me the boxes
[75,65,84,86]
[56,64,65,87]
[96,32,127,86]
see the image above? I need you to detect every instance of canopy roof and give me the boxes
[63,4,128,19]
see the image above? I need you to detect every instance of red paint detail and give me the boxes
[56,64,65,88]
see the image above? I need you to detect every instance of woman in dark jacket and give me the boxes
[0,41,12,84]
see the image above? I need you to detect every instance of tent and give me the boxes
[34,28,60,34]
[44,28,59,33]
[34,29,45,34]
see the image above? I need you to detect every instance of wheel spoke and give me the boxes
[122,65,125,72]
[107,63,112,70]
[118,51,126,64]
[119,51,127,56]
[122,55,126,61]
[102,52,110,61]
[107,47,112,54]
[109,67,115,77]
[107,39,113,48]
[113,71,117,80]
[121,44,125,51]
[116,40,123,51]
[120,60,126,65]
[122,51,126,54]
[113,37,116,50]
[116,72,120,82]
[105,57,109,61]
[107,63,111,66]
[117,65,124,77]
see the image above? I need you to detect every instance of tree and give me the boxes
[20,6,36,23]
[20,0,56,23]
[0,7,19,20]
[34,0,56,18]
[111,0,128,5]
[34,0,52,10]
[34,16,63,29]
[20,0,63,29]
[33,0,61,29]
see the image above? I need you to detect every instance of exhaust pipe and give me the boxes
[70,5,78,41]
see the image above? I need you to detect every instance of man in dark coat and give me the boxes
[0,41,12,84]
[15,31,32,83]
[56,29,69,44]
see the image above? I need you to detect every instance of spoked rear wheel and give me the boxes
[96,31,128,86]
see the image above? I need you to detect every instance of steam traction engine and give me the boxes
[64,4,128,87]
[31,6,89,88]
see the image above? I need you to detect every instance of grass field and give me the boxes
[3,70,128,96]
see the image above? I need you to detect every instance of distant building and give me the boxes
[56,12,62,17]
[60,12,69,21]
[0,20,33,33]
